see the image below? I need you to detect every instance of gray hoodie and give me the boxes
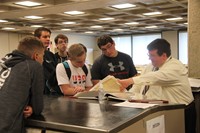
[0,50,44,133]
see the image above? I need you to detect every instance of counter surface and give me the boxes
[26,95,185,133]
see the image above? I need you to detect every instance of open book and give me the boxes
[74,75,132,101]
[74,91,133,101]
[90,75,121,92]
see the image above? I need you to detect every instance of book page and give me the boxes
[105,92,134,101]
[90,75,121,92]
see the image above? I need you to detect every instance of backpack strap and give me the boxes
[82,64,88,77]
[62,61,88,80]
[62,61,71,79]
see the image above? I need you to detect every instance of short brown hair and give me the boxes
[34,27,51,38]
[54,34,68,44]
[147,38,171,57]
[68,43,86,60]
[97,35,114,49]
[18,36,44,57]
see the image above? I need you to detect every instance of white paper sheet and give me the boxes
[146,115,165,133]
[188,77,200,88]
[113,101,158,109]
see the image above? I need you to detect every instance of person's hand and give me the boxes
[74,86,85,93]
[118,78,134,92]
[23,106,33,118]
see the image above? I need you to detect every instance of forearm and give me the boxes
[60,85,84,96]
[61,87,77,96]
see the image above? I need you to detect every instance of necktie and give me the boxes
[142,67,159,99]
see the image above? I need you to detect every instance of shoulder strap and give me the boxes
[62,62,88,80]
[82,64,88,76]
[62,61,71,79]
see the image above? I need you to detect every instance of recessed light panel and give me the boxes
[62,22,76,24]
[15,1,42,7]
[0,20,8,22]
[24,16,43,19]
[2,27,15,30]
[143,12,162,16]
[64,11,85,15]
[61,29,71,31]
[31,25,43,28]
[145,25,157,28]
[111,3,136,9]
[85,31,94,34]
[166,17,183,21]
[113,29,123,31]
[99,18,114,21]
[125,22,139,25]
[90,25,102,28]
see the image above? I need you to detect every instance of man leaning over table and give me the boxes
[0,36,44,133]
[118,38,196,133]
[56,43,93,96]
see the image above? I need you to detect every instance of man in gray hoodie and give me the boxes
[0,36,44,133]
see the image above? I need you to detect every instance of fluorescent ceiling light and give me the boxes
[2,27,15,30]
[15,1,42,7]
[99,18,114,21]
[184,22,188,25]
[85,31,94,34]
[31,25,43,28]
[125,22,139,25]
[0,20,8,22]
[143,12,162,16]
[111,3,136,9]
[61,29,71,31]
[113,29,123,31]
[90,25,102,28]
[64,11,85,15]
[165,17,183,21]
[145,25,157,29]
[24,16,43,19]
[62,22,76,24]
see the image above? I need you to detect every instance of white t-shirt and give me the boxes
[56,60,93,89]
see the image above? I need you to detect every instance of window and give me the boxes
[132,34,161,65]
[112,36,132,57]
[179,31,188,64]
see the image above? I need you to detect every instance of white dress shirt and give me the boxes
[131,57,194,105]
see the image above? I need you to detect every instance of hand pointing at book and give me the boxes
[118,78,134,92]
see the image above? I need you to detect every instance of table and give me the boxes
[192,87,200,133]
[26,95,185,133]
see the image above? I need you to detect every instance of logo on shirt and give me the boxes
[108,61,125,72]
[72,75,86,84]
[0,55,12,90]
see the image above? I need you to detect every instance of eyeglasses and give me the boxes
[101,43,113,52]
[58,40,68,44]
[147,53,160,58]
